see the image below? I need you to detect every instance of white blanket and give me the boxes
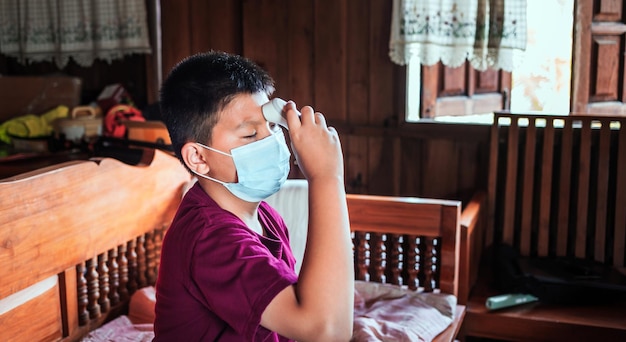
[352,281,456,342]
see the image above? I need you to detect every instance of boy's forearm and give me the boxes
[297,177,354,337]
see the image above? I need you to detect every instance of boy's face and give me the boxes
[203,92,279,183]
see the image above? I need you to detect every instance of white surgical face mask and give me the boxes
[193,129,291,202]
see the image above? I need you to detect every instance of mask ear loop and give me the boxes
[192,143,231,185]
[196,142,232,157]
[191,169,228,185]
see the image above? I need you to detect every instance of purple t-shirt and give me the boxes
[154,182,298,341]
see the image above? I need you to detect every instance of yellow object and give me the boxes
[0,105,69,144]
[41,105,69,126]
[6,114,42,137]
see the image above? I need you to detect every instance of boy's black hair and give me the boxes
[159,51,275,168]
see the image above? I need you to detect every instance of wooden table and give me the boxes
[462,266,626,341]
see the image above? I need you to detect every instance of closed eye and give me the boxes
[243,131,257,139]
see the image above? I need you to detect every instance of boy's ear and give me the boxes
[181,142,210,174]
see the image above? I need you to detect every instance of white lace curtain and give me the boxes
[390,0,527,71]
[0,0,151,69]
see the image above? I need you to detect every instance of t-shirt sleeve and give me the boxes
[189,215,298,339]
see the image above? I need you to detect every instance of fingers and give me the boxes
[284,101,302,130]
[314,112,327,127]
[299,105,315,125]
[283,101,330,131]
[296,105,328,128]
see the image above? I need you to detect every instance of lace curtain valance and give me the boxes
[0,0,151,69]
[389,0,527,71]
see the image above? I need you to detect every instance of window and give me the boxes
[406,0,575,123]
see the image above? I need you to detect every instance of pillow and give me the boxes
[265,179,309,274]
[128,286,156,324]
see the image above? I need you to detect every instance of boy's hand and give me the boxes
[283,101,344,182]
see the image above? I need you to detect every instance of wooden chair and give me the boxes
[463,112,626,341]
[347,194,466,341]
[269,181,468,341]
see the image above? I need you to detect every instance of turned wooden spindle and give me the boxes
[353,231,370,281]
[154,226,165,273]
[85,258,101,319]
[145,231,157,285]
[107,248,120,305]
[432,237,440,288]
[422,237,434,292]
[404,235,419,290]
[97,253,110,313]
[387,234,403,286]
[126,239,138,294]
[136,235,147,288]
[117,244,129,301]
[76,262,89,326]
[369,233,386,283]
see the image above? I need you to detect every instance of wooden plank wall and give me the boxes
[0,0,489,202]
[159,0,490,201]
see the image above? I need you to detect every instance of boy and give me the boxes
[154,51,354,341]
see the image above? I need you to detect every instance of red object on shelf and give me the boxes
[104,105,145,138]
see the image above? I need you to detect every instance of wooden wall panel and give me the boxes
[442,66,466,96]
[160,0,193,78]
[475,69,498,93]
[313,0,347,121]
[596,0,623,21]
[191,0,243,55]
[590,35,620,101]
[345,136,369,194]
[423,140,460,198]
[287,0,315,106]
[347,0,370,125]
[572,0,626,114]
[367,137,396,195]
[368,0,397,126]
[398,138,424,196]
[0,0,490,202]
[243,0,288,95]
[422,61,509,118]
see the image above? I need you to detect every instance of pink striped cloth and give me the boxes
[351,280,456,342]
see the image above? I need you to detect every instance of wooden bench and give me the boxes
[0,149,191,341]
[462,112,626,341]
[1,148,472,341]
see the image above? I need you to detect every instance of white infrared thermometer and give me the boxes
[262,98,288,129]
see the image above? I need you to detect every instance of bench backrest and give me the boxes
[347,194,461,297]
[0,149,190,341]
[267,180,462,298]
